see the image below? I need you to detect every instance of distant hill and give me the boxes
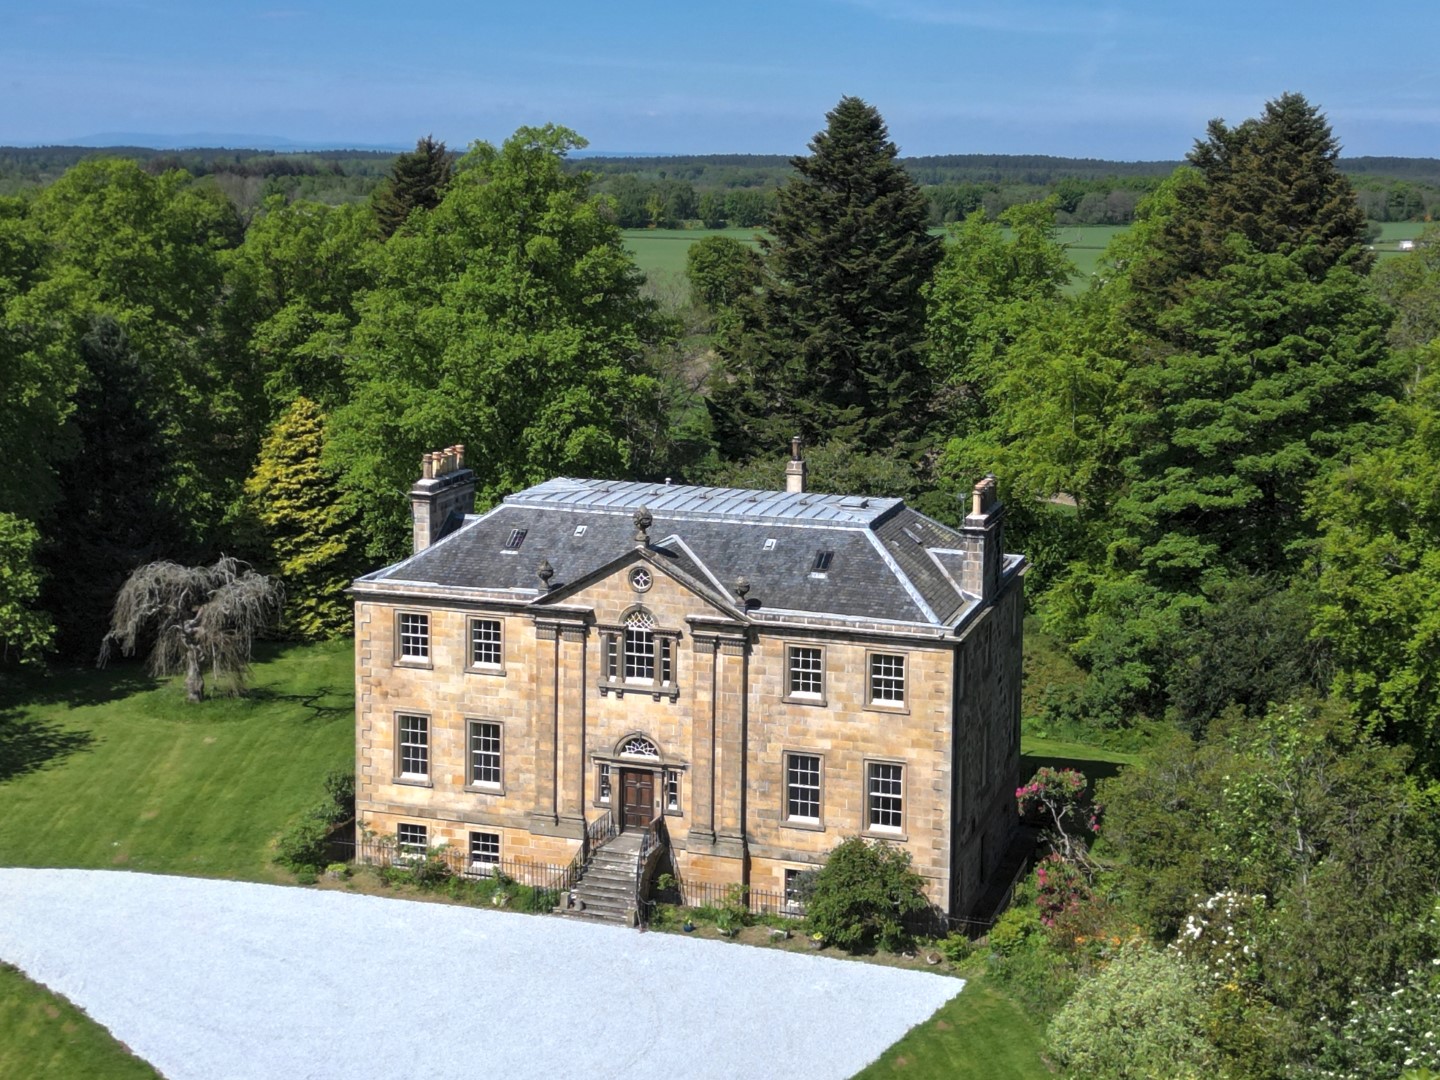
[60,133,409,152]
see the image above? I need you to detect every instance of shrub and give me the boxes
[275,812,332,870]
[1310,961,1440,1079]
[804,837,929,953]
[1046,941,1217,1079]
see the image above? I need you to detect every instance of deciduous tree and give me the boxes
[99,557,284,701]
[328,125,670,560]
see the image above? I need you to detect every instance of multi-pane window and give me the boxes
[624,610,655,681]
[469,721,501,789]
[398,612,430,661]
[869,653,906,705]
[397,822,427,859]
[469,831,500,870]
[597,763,612,804]
[600,608,679,697]
[786,753,822,823]
[867,762,904,833]
[787,646,824,698]
[398,714,428,778]
[469,618,502,668]
[664,768,681,814]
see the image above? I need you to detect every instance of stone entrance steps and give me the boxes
[564,832,645,926]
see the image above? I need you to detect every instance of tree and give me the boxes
[371,135,452,239]
[684,235,761,312]
[39,315,181,657]
[1311,357,1440,764]
[244,397,360,640]
[804,836,929,952]
[1046,941,1217,1080]
[99,557,284,701]
[328,125,670,559]
[0,513,54,664]
[709,97,941,459]
[1098,702,1440,1050]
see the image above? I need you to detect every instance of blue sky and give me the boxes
[3,0,1437,158]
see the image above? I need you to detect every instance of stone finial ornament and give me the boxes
[536,558,555,590]
[735,575,751,602]
[633,507,653,545]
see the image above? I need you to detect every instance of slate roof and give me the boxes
[356,477,1020,632]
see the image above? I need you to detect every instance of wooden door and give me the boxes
[621,770,654,829]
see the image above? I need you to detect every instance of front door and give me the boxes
[621,769,654,829]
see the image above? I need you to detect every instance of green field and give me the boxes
[624,219,1426,296]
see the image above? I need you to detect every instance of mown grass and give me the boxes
[0,963,160,1080]
[856,969,1051,1079]
[0,638,354,879]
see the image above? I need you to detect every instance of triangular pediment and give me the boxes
[528,539,744,624]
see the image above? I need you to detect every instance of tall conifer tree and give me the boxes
[710,97,940,459]
[372,135,453,239]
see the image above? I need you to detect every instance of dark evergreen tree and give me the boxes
[709,97,940,459]
[1129,92,1372,327]
[372,135,453,239]
[40,316,182,657]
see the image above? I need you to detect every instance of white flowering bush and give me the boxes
[1171,890,1270,990]
[1306,961,1440,1079]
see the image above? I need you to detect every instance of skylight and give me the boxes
[812,550,834,573]
[504,528,527,551]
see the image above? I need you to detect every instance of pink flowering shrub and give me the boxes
[1016,767,1099,862]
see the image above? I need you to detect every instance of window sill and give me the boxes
[464,784,505,797]
[466,665,506,678]
[393,776,434,789]
[782,693,827,707]
[863,700,909,716]
[393,658,434,671]
[862,828,908,843]
[597,680,680,702]
[781,819,826,833]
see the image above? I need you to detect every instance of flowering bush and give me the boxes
[1307,961,1440,1079]
[1171,890,1270,991]
[1035,853,1089,927]
[1016,767,1099,862]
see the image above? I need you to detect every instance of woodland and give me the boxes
[3,93,1440,1076]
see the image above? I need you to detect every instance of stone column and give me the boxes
[688,635,718,846]
[529,621,560,833]
[556,622,588,831]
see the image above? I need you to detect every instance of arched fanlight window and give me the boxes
[621,736,660,758]
[598,607,679,700]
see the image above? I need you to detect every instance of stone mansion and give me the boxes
[351,442,1025,920]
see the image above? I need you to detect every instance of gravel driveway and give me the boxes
[0,869,963,1080]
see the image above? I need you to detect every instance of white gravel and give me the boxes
[0,869,963,1080]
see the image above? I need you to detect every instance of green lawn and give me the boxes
[0,639,354,879]
[856,971,1051,1079]
[0,964,159,1079]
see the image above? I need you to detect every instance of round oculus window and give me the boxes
[629,566,653,592]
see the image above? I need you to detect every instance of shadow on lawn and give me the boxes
[0,661,157,712]
[244,685,353,722]
[0,711,96,782]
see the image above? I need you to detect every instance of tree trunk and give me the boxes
[184,647,204,702]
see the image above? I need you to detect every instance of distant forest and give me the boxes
[2,144,1437,227]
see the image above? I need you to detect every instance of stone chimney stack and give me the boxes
[409,444,476,554]
[785,436,807,494]
[960,475,1005,601]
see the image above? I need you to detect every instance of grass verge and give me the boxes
[855,969,1051,1079]
[0,963,160,1079]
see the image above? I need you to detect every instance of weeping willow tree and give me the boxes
[98,557,284,701]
